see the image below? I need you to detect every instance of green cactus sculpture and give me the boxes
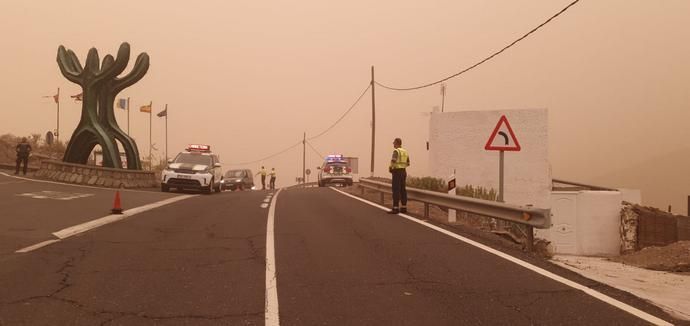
[57,42,149,169]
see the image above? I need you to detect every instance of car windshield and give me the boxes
[174,153,212,166]
[225,170,246,178]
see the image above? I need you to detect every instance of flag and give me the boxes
[43,94,59,103]
[156,108,167,117]
[139,104,151,113]
[71,93,83,102]
[116,98,127,110]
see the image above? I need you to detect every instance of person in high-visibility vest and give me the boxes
[269,168,277,190]
[389,138,410,214]
[256,166,267,190]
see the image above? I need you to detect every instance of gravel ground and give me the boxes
[610,241,690,273]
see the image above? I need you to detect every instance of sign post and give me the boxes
[484,115,521,203]
[448,169,457,223]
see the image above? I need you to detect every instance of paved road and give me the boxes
[0,174,680,325]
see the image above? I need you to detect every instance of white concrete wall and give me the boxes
[428,109,550,209]
[538,189,642,256]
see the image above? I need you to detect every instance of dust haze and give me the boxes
[1,0,689,212]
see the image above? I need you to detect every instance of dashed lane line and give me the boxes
[15,194,196,253]
[329,187,673,326]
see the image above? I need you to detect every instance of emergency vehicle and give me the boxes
[317,154,353,187]
[161,144,223,194]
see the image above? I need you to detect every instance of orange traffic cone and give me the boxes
[112,191,123,214]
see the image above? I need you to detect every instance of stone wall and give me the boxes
[34,160,157,189]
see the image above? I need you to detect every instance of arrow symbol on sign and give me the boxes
[498,131,509,145]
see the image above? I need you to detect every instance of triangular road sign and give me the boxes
[485,115,521,151]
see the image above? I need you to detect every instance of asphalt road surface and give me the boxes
[0,173,681,325]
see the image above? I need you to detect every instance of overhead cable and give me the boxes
[307,83,371,141]
[375,0,581,91]
[305,140,324,159]
[227,141,302,166]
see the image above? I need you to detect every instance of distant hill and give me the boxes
[592,148,690,215]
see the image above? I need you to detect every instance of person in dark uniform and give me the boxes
[256,166,267,190]
[388,138,410,214]
[15,137,32,175]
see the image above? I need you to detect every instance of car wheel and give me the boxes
[203,178,214,194]
[161,184,170,192]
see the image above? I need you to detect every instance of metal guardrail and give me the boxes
[282,182,318,190]
[358,178,552,250]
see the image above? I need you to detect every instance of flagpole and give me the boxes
[149,101,153,170]
[56,87,60,142]
[127,97,130,135]
[165,104,168,163]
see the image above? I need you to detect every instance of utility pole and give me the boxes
[56,87,60,142]
[370,66,376,177]
[302,132,306,184]
[440,83,446,113]
[164,104,168,163]
[149,101,153,170]
[127,97,131,135]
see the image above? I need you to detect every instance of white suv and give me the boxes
[161,144,223,194]
[317,154,353,187]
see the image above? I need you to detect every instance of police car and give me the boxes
[317,154,353,187]
[161,144,223,194]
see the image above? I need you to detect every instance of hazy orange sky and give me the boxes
[1,1,689,212]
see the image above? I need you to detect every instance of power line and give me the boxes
[307,83,371,141]
[305,140,324,159]
[375,0,581,91]
[227,141,302,166]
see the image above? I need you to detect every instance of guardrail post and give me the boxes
[360,186,365,196]
[424,203,429,219]
[380,192,385,205]
[526,226,534,251]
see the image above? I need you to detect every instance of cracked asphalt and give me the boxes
[0,174,682,325]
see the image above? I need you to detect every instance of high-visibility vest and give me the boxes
[270,171,276,177]
[260,169,267,176]
[390,148,409,170]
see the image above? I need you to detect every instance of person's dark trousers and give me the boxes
[270,177,276,190]
[15,155,28,175]
[391,168,407,209]
[261,175,266,189]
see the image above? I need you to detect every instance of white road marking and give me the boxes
[0,172,154,194]
[260,203,269,209]
[263,198,271,203]
[329,187,673,326]
[15,195,195,253]
[0,180,26,185]
[17,191,94,200]
[53,195,195,239]
[15,240,60,253]
[265,188,282,326]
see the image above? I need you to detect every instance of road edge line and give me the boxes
[265,189,281,326]
[329,187,672,326]
[0,171,156,194]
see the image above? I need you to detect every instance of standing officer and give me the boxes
[269,168,277,190]
[389,138,410,214]
[256,166,267,190]
[15,137,32,175]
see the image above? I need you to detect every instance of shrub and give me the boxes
[406,176,446,192]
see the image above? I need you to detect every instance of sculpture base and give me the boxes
[34,160,157,189]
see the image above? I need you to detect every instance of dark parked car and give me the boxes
[221,169,254,191]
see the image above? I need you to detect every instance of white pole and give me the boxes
[448,169,457,223]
